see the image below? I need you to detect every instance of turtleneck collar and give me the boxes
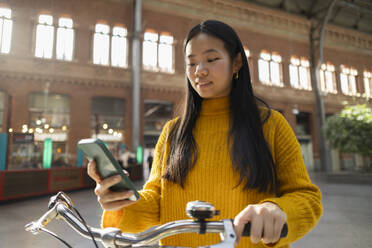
[200,96,230,116]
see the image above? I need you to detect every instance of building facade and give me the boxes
[0,0,371,171]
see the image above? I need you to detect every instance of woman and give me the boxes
[88,20,322,247]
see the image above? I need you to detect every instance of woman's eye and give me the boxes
[207,58,219,62]
[187,63,195,67]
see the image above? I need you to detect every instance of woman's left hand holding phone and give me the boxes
[87,160,136,211]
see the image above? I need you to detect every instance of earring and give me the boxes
[234,72,239,80]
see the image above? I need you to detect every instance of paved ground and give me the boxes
[292,176,372,248]
[1,175,371,247]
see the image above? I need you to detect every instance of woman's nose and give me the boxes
[195,63,208,77]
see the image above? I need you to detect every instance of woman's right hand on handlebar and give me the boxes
[87,160,136,211]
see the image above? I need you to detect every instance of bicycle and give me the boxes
[25,192,288,248]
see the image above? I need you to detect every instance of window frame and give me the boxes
[258,50,283,87]
[158,33,174,73]
[142,30,175,74]
[35,14,55,59]
[319,63,337,94]
[364,71,372,99]
[289,56,311,91]
[93,23,110,66]
[56,17,75,61]
[0,7,13,54]
[111,25,128,68]
[340,65,358,96]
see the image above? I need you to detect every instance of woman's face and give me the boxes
[185,33,240,99]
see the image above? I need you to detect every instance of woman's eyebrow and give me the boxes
[187,49,219,58]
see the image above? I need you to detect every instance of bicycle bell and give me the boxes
[186,201,220,220]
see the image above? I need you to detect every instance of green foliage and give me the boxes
[324,104,372,156]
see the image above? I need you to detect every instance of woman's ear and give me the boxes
[233,53,243,73]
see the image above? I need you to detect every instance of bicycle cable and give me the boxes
[35,206,100,248]
[39,227,73,248]
[71,206,100,248]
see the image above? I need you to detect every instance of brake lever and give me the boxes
[48,192,73,209]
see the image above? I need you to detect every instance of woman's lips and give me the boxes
[197,82,212,89]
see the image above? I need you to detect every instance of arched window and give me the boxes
[111,26,128,68]
[289,56,311,90]
[340,65,358,96]
[364,70,372,99]
[258,50,283,87]
[93,23,110,65]
[158,33,174,73]
[143,30,174,73]
[0,7,12,54]
[143,30,159,71]
[319,63,337,94]
[35,14,54,59]
[56,17,74,61]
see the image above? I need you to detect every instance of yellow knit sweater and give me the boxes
[102,97,322,247]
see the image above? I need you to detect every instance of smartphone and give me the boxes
[78,138,140,201]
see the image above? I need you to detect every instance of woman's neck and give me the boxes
[200,96,230,116]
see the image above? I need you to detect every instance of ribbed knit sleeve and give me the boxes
[260,111,323,247]
[101,119,175,232]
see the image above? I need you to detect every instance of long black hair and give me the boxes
[163,20,278,194]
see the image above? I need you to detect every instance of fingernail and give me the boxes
[115,175,122,180]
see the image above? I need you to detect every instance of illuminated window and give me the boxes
[364,71,372,98]
[35,15,54,59]
[289,56,311,90]
[340,65,358,96]
[143,30,159,71]
[111,26,128,68]
[0,7,12,54]
[93,23,110,65]
[319,63,337,94]
[158,33,174,73]
[258,51,283,87]
[142,31,174,73]
[56,17,74,61]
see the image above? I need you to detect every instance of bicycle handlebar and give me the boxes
[25,192,287,248]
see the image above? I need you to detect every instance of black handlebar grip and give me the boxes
[242,222,288,238]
